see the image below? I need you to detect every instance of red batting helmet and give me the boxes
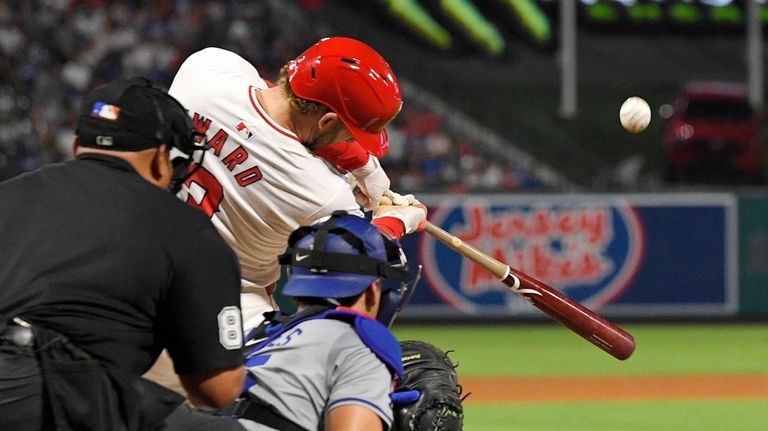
[287,37,402,158]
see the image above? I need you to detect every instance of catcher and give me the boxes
[162,213,463,430]
[228,213,464,431]
[232,213,414,430]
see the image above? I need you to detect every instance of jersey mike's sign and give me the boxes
[404,193,737,318]
[418,197,645,313]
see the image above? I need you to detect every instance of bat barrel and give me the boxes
[502,273,636,360]
[424,220,636,360]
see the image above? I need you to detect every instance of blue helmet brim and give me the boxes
[282,268,378,298]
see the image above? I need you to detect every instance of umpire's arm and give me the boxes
[163,225,247,408]
[180,366,245,408]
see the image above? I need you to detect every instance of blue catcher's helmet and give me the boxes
[279,212,421,325]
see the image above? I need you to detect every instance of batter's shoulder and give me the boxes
[177,47,263,82]
[185,47,244,65]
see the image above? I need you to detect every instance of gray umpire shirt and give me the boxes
[239,318,394,430]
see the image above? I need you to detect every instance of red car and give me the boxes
[663,81,766,183]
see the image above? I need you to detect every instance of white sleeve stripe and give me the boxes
[326,397,393,424]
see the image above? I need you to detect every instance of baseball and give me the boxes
[619,96,651,133]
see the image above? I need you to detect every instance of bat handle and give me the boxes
[424,221,510,279]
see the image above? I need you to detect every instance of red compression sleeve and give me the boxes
[313,141,370,171]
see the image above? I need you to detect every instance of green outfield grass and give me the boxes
[392,323,768,376]
[391,323,768,431]
[463,400,768,431]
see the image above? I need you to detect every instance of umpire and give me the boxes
[0,78,245,431]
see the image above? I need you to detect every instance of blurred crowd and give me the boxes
[383,106,546,191]
[0,0,546,191]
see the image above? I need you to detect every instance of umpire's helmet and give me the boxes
[279,212,420,325]
[287,37,402,158]
[75,77,206,192]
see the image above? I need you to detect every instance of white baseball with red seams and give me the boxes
[619,96,651,133]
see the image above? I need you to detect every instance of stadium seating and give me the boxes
[0,1,547,190]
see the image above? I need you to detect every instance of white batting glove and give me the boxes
[383,190,416,206]
[350,155,390,211]
[373,201,428,235]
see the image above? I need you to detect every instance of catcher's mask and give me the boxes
[75,77,207,193]
[279,212,421,326]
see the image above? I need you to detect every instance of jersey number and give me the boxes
[217,306,243,350]
[184,164,223,218]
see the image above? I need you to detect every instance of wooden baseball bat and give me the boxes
[423,221,636,360]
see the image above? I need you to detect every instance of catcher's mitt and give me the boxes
[392,340,465,431]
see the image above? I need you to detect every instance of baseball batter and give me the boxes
[145,37,426,394]
[168,37,421,331]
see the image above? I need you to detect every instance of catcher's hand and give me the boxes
[392,340,465,431]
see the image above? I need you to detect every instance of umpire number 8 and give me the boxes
[217,306,243,350]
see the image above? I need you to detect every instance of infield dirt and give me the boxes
[462,374,768,403]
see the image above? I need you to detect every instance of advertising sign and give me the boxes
[401,193,737,318]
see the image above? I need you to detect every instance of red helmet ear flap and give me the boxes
[287,37,402,157]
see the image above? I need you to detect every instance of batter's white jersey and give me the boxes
[169,48,362,325]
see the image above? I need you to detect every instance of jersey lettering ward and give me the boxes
[169,48,361,289]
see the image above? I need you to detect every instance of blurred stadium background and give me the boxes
[2,1,767,430]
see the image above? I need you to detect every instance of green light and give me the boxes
[709,4,741,23]
[439,0,505,56]
[626,3,663,23]
[385,0,452,49]
[761,5,768,23]
[668,2,702,24]
[586,2,620,23]
[502,0,551,44]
